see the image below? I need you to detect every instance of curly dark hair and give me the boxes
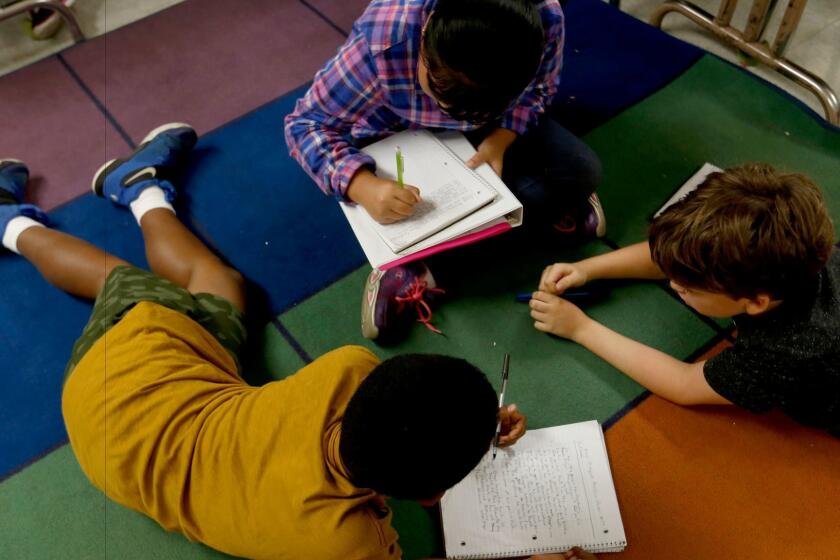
[340,353,498,500]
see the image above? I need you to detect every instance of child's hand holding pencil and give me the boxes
[346,166,421,225]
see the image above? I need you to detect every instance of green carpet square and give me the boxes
[278,241,719,429]
[586,55,840,249]
[240,321,307,385]
[0,446,234,560]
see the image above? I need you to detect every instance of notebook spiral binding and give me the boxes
[451,539,627,559]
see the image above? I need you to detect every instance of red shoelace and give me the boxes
[395,277,445,334]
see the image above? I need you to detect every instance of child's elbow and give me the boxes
[668,363,719,406]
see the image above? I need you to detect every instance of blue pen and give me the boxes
[516,288,595,303]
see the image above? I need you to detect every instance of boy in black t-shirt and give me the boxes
[527,163,840,435]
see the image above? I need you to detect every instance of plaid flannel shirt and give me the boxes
[284,0,564,199]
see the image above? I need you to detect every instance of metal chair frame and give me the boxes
[0,0,84,43]
[649,0,839,125]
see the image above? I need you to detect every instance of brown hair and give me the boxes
[649,163,835,299]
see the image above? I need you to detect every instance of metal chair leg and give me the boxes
[0,0,84,43]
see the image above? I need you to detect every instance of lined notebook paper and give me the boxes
[360,130,497,252]
[441,421,626,559]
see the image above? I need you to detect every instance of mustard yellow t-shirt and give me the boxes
[62,302,401,560]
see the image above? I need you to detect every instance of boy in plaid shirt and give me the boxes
[286,0,604,340]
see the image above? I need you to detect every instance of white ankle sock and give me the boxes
[2,216,45,254]
[129,186,174,225]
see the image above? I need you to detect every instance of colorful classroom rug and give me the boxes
[1,1,839,558]
[266,56,840,559]
[0,0,707,481]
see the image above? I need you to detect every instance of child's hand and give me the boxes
[529,290,590,340]
[467,128,517,177]
[497,403,527,447]
[528,547,598,560]
[539,263,587,295]
[347,170,422,224]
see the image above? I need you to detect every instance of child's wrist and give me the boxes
[346,169,375,204]
[570,315,596,344]
[575,261,593,285]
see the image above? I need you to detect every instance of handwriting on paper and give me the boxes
[472,443,597,540]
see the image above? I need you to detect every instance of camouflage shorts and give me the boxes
[64,265,246,379]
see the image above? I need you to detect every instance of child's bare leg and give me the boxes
[139,208,245,312]
[1,159,128,299]
[89,123,244,312]
[16,227,129,299]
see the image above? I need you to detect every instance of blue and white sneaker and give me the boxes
[92,123,197,207]
[0,159,48,242]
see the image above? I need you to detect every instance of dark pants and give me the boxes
[467,115,602,225]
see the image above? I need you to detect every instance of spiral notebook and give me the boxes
[440,421,626,559]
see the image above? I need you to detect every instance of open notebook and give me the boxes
[440,421,626,559]
[341,130,523,269]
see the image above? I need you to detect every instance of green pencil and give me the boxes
[395,146,405,188]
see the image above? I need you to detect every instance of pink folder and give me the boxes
[379,221,512,270]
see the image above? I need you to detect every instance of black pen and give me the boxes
[492,353,510,460]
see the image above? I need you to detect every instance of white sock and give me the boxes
[2,216,45,254]
[129,186,175,226]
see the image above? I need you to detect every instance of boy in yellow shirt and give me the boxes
[0,124,529,559]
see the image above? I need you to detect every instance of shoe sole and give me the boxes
[140,122,193,146]
[360,268,383,340]
[0,159,30,199]
[590,194,607,238]
[91,122,194,197]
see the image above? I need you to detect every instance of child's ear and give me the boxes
[743,293,776,315]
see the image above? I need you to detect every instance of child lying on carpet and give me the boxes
[0,124,543,560]
[285,0,604,341]
[528,164,840,435]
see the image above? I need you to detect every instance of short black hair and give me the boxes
[339,353,498,500]
[422,0,545,124]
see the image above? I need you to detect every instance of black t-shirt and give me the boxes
[704,250,840,435]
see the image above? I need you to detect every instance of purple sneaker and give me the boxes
[361,261,445,340]
[552,193,607,240]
